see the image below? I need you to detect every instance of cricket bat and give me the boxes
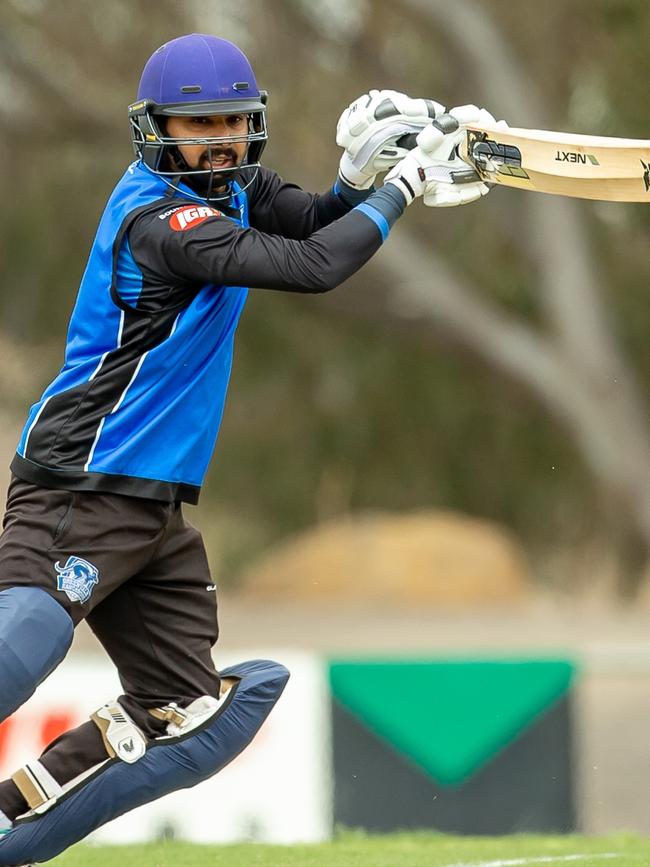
[459,125,650,203]
[400,123,650,202]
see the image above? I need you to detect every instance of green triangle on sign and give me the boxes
[329,659,575,786]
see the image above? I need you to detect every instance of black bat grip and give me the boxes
[396,132,418,150]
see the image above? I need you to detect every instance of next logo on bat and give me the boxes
[555,151,600,165]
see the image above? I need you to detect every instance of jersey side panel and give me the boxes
[19,164,170,469]
[88,181,251,486]
[90,286,247,485]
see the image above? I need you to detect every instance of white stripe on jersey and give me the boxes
[88,310,125,382]
[83,313,180,472]
[111,352,148,415]
[84,417,105,472]
[22,395,53,458]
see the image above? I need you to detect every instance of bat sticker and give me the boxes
[554,151,600,165]
[467,132,529,180]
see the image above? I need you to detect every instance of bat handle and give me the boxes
[395,132,418,150]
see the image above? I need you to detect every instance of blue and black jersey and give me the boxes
[12,161,405,503]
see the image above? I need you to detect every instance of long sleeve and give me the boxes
[246,166,371,239]
[128,185,405,295]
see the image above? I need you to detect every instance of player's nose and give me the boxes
[211,119,234,138]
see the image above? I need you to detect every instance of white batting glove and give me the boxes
[449,103,508,132]
[337,89,445,189]
[420,104,508,207]
[445,103,510,179]
[384,115,486,206]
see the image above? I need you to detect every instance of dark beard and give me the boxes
[168,146,241,201]
[184,169,232,201]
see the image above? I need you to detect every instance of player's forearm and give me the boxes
[249,170,375,239]
[330,175,376,209]
[278,177,375,236]
[222,184,406,293]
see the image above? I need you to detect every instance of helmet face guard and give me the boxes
[130,34,268,201]
[128,95,268,197]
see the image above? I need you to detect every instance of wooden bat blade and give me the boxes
[461,125,650,202]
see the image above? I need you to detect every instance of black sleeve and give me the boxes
[247,167,356,239]
[128,189,403,294]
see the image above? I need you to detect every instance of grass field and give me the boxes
[49,832,650,867]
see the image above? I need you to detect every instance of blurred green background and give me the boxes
[2,0,650,594]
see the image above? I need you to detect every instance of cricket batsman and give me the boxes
[0,33,497,865]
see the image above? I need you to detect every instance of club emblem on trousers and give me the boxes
[55,556,100,604]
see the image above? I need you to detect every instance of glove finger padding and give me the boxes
[449,103,509,131]
[417,110,496,207]
[385,115,485,205]
[336,89,444,150]
[337,89,446,189]
[416,117,466,159]
[423,180,490,208]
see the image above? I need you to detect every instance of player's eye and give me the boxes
[226,115,246,128]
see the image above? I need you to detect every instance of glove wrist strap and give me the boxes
[385,176,416,206]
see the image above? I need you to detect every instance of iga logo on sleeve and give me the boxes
[169,205,222,231]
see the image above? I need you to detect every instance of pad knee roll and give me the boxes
[0,588,73,721]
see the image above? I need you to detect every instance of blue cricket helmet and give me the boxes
[129,34,268,196]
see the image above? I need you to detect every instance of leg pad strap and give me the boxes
[11,762,63,813]
[91,701,146,764]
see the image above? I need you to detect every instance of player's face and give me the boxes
[166,114,249,172]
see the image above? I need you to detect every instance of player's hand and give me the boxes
[336,89,445,189]
[422,104,507,207]
[384,113,489,206]
[447,103,509,178]
[449,103,508,131]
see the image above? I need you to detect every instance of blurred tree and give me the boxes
[2,0,650,593]
[0,0,190,338]
[230,0,650,592]
[387,0,650,589]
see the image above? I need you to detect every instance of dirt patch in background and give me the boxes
[239,511,532,606]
